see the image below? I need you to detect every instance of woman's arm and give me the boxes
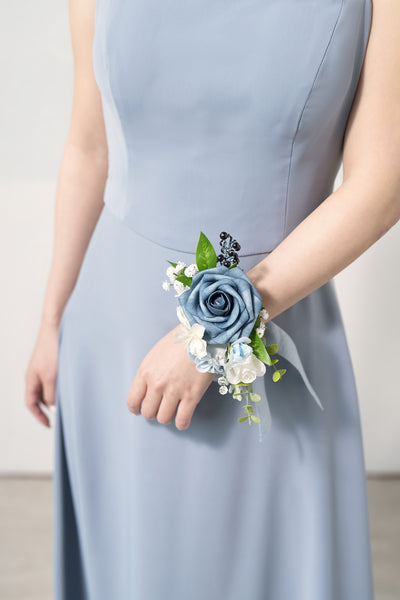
[25,0,107,426]
[247,0,400,321]
[129,2,400,432]
[42,0,108,326]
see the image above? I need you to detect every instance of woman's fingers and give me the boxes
[156,393,181,425]
[140,380,164,420]
[126,374,147,415]
[174,395,199,431]
[25,372,51,428]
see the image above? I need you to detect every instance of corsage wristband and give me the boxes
[162,231,324,441]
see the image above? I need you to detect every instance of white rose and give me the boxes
[225,353,266,385]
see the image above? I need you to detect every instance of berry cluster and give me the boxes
[217,232,241,268]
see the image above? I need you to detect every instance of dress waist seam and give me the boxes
[102,201,273,258]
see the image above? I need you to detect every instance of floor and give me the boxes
[0,476,398,599]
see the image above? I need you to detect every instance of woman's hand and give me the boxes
[126,324,215,430]
[24,321,60,428]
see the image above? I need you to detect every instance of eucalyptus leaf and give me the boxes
[272,370,281,382]
[251,415,261,423]
[244,405,254,415]
[266,344,279,355]
[195,231,218,271]
[249,393,261,402]
[238,416,249,423]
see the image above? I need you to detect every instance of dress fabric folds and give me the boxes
[54,1,375,598]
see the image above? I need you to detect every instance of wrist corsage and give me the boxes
[162,231,289,438]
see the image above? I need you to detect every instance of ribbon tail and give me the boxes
[251,377,272,443]
[265,320,324,411]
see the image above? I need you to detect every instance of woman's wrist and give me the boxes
[245,265,276,323]
[41,305,65,328]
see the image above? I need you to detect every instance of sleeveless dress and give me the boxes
[53,1,375,598]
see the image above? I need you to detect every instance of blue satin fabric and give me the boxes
[54,1,375,599]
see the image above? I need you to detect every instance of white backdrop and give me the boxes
[1,1,399,474]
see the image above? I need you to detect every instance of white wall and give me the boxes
[1,2,72,474]
[1,1,399,474]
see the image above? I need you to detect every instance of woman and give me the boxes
[25,0,399,598]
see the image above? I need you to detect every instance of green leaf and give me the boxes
[238,416,249,423]
[175,274,192,287]
[195,232,218,271]
[278,368,287,377]
[251,415,261,423]
[272,370,281,382]
[249,393,261,402]
[166,260,177,268]
[229,262,238,269]
[266,344,279,355]
[244,405,254,415]
[250,330,272,366]
[271,358,279,364]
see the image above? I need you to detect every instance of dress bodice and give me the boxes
[93,0,371,255]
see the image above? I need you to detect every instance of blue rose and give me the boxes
[177,264,262,344]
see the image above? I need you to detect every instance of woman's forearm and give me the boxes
[40,140,108,327]
[246,175,400,322]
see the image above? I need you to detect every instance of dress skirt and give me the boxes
[53,201,374,600]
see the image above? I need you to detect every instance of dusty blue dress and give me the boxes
[53,1,375,598]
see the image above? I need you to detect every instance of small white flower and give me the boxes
[260,308,269,320]
[173,280,189,297]
[256,325,265,338]
[217,375,228,386]
[175,261,186,272]
[166,266,176,280]
[162,280,170,291]
[184,263,199,277]
[218,385,228,395]
[174,306,208,358]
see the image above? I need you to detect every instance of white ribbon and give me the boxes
[254,320,324,443]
